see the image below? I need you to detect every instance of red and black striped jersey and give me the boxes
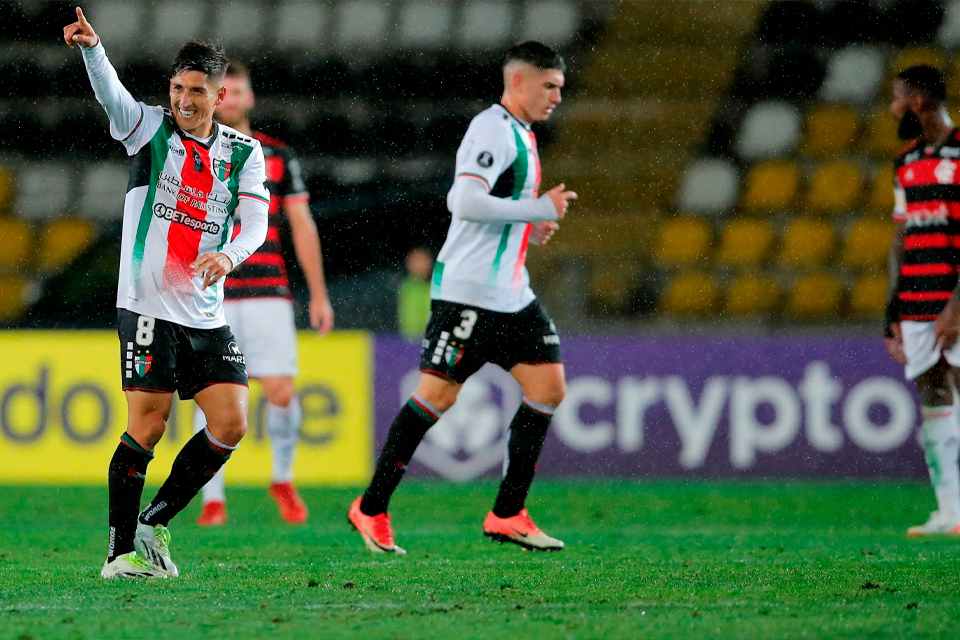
[893,129,960,321]
[224,131,309,300]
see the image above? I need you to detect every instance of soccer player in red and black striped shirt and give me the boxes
[192,61,335,526]
[886,65,960,536]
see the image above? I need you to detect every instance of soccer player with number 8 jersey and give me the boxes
[348,42,577,554]
[65,7,269,578]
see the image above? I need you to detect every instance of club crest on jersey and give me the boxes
[444,342,464,366]
[134,351,152,377]
[213,158,232,181]
[936,159,957,185]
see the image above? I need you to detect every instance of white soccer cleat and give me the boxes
[907,510,960,537]
[134,522,180,577]
[100,551,168,579]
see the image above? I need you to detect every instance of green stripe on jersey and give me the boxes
[486,125,529,287]
[431,262,444,297]
[131,117,175,284]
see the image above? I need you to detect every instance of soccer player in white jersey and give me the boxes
[192,61,335,526]
[65,8,269,578]
[348,42,577,553]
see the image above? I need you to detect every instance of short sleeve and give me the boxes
[237,142,270,207]
[454,117,516,191]
[892,166,906,222]
[281,146,309,203]
[119,104,165,156]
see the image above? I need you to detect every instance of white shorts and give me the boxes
[901,320,960,379]
[224,298,298,378]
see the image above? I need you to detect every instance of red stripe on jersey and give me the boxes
[244,252,285,267]
[901,314,940,321]
[899,291,952,301]
[528,131,541,197]
[163,140,214,294]
[905,233,950,249]
[265,226,280,242]
[229,277,288,288]
[901,263,958,276]
[897,157,960,188]
[458,173,491,189]
[513,223,532,288]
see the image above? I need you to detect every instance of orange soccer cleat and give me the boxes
[196,501,227,527]
[269,482,309,524]
[483,509,564,551]
[347,497,406,554]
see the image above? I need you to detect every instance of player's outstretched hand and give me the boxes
[63,7,99,49]
[311,294,335,336]
[935,299,960,350]
[532,221,560,246]
[885,323,906,365]
[193,253,234,290]
[544,183,577,219]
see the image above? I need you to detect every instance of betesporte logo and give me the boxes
[153,203,221,234]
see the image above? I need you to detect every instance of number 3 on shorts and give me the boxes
[136,316,155,346]
[453,309,478,340]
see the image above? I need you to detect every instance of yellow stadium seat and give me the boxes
[863,109,905,157]
[660,271,718,316]
[841,218,895,270]
[0,166,13,213]
[787,272,841,319]
[778,218,835,266]
[890,46,943,76]
[588,257,636,314]
[849,274,887,316]
[0,276,28,322]
[715,218,774,267]
[742,161,799,212]
[654,216,712,267]
[38,218,95,272]
[801,105,859,156]
[804,159,863,211]
[866,165,896,213]
[0,217,33,271]
[723,274,779,316]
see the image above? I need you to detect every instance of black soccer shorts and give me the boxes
[418,299,563,384]
[117,309,248,399]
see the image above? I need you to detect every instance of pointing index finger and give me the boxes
[76,7,89,27]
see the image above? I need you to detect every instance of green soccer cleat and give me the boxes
[134,522,179,577]
[100,551,168,579]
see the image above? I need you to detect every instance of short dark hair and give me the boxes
[172,40,229,82]
[503,41,565,72]
[897,65,946,102]
[225,61,250,81]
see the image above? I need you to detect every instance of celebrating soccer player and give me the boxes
[192,61,335,527]
[885,65,960,536]
[348,42,577,553]
[65,8,270,577]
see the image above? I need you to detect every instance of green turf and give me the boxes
[2,480,960,639]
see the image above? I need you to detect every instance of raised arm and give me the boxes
[65,7,144,146]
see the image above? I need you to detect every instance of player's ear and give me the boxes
[216,85,226,105]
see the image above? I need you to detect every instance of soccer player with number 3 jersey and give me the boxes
[65,8,269,578]
[885,65,960,536]
[349,42,577,553]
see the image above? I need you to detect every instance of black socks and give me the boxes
[107,434,153,562]
[360,397,439,515]
[139,430,232,528]
[492,401,553,518]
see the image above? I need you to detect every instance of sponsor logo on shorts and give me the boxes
[223,341,245,364]
[543,334,560,346]
[153,203,222,235]
[431,331,451,366]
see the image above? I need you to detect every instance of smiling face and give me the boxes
[169,70,225,137]
[509,65,564,122]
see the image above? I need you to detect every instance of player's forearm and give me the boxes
[80,41,142,142]
[450,178,558,224]
[287,202,329,299]
[221,198,268,269]
[885,223,906,336]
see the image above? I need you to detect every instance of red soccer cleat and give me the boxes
[269,482,309,524]
[483,509,564,551]
[347,496,406,554]
[196,501,227,527]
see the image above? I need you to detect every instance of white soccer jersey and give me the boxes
[82,43,269,329]
[435,104,552,313]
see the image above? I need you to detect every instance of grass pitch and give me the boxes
[2,480,959,639]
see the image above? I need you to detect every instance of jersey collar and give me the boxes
[178,121,220,149]
[495,104,532,132]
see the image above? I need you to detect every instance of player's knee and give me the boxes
[416,385,459,413]
[208,411,247,446]
[265,384,296,408]
[523,377,566,409]
[128,419,166,450]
